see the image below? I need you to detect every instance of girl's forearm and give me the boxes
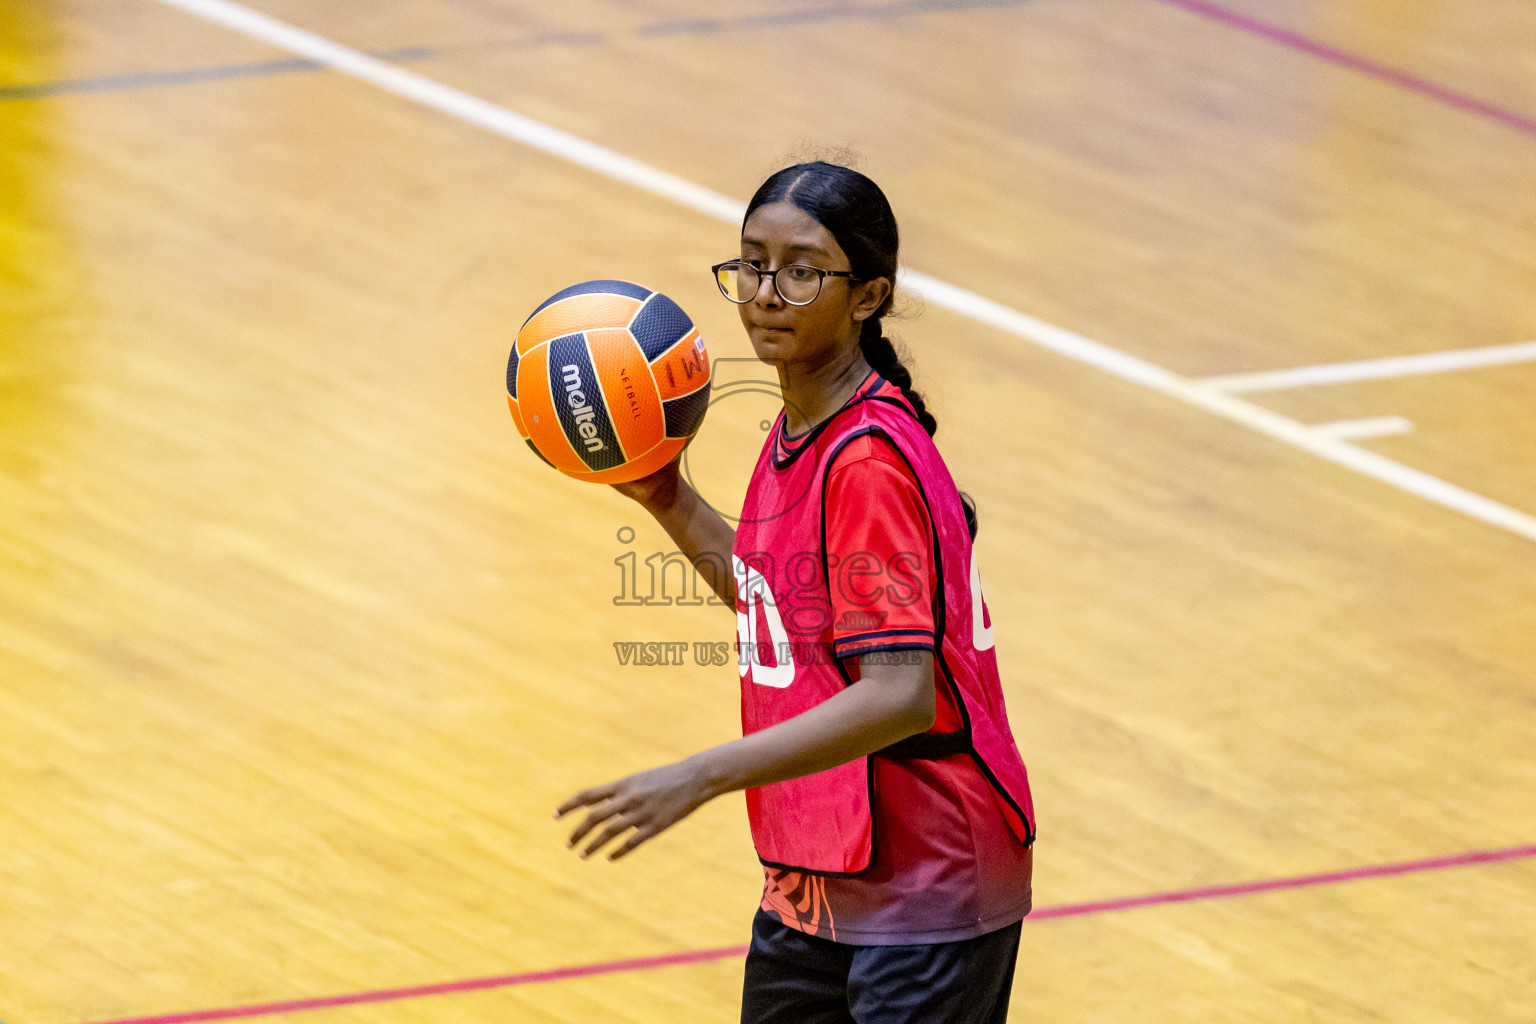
[687,655,936,799]
[556,655,937,861]
[643,474,737,604]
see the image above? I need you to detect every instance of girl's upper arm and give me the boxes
[823,434,937,666]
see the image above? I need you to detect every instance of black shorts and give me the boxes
[740,909,1023,1024]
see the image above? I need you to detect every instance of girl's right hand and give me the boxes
[611,456,682,511]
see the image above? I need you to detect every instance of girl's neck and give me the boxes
[778,346,873,438]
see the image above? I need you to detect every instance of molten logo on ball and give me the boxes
[507,280,710,484]
[560,363,606,453]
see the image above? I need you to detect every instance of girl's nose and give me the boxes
[753,268,784,308]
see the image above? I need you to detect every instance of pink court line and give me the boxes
[85,843,1536,1024]
[1152,0,1536,139]
[1028,841,1536,920]
[81,945,755,1024]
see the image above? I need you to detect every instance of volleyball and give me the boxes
[507,280,711,484]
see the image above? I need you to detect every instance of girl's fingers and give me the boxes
[581,816,636,859]
[565,802,619,847]
[556,771,691,859]
[555,785,614,818]
[607,827,653,861]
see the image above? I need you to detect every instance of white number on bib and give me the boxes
[970,554,995,652]
[733,555,795,688]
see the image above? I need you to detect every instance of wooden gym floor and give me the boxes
[2,1,1534,1021]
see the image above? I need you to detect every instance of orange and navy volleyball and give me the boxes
[507,280,711,484]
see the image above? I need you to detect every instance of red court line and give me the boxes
[83,945,754,1024]
[84,842,1536,1024]
[1029,841,1536,920]
[1151,0,1536,139]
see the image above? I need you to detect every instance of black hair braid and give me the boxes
[748,160,980,540]
[858,320,934,436]
[858,320,978,539]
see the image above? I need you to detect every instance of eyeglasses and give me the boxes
[711,260,860,306]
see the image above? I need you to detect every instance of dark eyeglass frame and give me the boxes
[711,260,862,306]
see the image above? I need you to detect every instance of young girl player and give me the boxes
[557,162,1037,1024]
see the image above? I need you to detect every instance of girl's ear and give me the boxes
[850,276,893,323]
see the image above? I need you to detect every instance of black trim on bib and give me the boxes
[838,627,938,642]
[770,370,889,470]
[754,386,1033,879]
[838,642,937,659]
[755,753,881,879]
[856,422,1038,849]
[875,728,973,760]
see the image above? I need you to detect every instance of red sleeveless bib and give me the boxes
[733,382,1036,875]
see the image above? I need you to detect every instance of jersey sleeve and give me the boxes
[823,433,937,662]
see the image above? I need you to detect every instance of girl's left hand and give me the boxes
[555,759,715,861]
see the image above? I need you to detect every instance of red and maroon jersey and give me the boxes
[821,429,944,666]
[733,371,1035,944]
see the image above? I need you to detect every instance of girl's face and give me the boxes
[737,201,890,370]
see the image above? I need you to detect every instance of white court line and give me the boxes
[1202,340,1536,393]
[151,0,1536,547]
[153,0,748,225]
[1312,416,1414,441]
